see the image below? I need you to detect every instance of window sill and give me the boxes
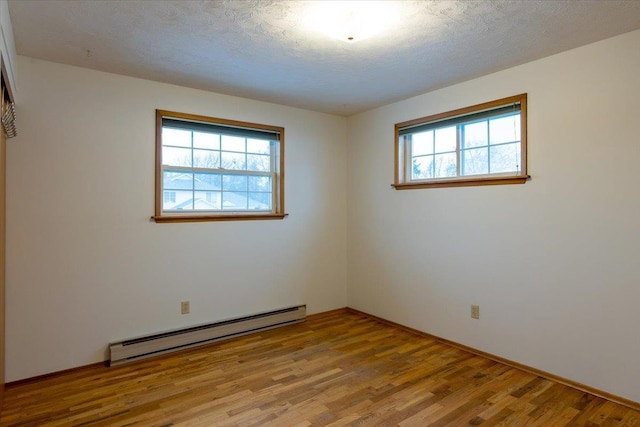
[392,175,529,190]
[152,213,288,223]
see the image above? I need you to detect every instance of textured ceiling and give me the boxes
[8,0,640,115]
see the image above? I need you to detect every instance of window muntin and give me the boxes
[154,110,285,222]
[394,94,527,189]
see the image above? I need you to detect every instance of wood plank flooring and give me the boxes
[1,311,639,426]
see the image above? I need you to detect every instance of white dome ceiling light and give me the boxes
[303,1,401,43]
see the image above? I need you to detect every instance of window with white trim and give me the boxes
[394,94,528,189]
[154,110,285,222]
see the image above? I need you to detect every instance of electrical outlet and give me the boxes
[471,304,480,319]
[181,301,190,314]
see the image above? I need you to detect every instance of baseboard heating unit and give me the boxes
[109,304,306,366]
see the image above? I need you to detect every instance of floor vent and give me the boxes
[109,304,306,366]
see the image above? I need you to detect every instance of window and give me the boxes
[153,110,285,222]
[163,191,176,204]
[394,94,528,189]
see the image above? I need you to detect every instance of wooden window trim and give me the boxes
[153,110,286,223]
[392,175,528,190]
[393,94,528,190]
[152,213,288,223]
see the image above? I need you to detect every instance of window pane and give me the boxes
[412,131,433,156]
[221,135,246,152]
[194,191,221,210]
[194,172,221,190]
[162,128,191,147]
[193,132,219,150]
[163,171,193,191]
[193,149,220,169]
[221,152,246,170]
[490,143,521,173]
[248,175,271,192]
[434,126,456,153]
[463,121,487,149]
[247,139,270,154]
[222,192,248,210]
[246,154,270,172]
[412,155,434,179]
[490,114,520,145]
[164,190,194,210]
[248,192,272,210]
[222,175,248,192]
[162,146,192,167]
[461,147,488,176]
[433,152,457,178]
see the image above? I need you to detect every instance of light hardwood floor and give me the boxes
[1,310,639,426]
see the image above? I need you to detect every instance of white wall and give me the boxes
[5,57,348,381]
[347,29,640,402]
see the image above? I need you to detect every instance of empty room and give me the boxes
[0,0,639,425]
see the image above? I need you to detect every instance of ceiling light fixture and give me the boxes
[303,1,400,43]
